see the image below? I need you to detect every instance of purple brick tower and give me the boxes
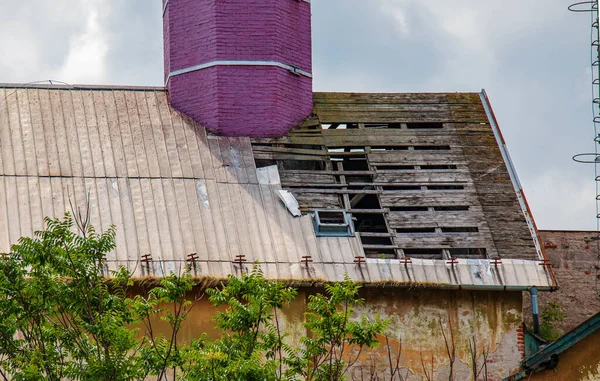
[163,0,313,137]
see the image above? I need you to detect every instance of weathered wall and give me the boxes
[145,287,523,381]
[528,328,600,381]
[524,230,600,333]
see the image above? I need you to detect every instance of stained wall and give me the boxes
[145,286,523,381]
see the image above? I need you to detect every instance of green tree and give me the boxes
[0,214,391,381]
[0,214,191,380]
[539,302,565,341]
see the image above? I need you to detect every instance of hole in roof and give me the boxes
[364,123,402,129]
[406,123,443,129]
[441,227,479,233]
[381,185,422,191]
[376,165,415,171]
[371,146,409,151]
[397,227,436,234]
[420,165,458,170]
[434,206,470,211]
[403,248,444,259]
[413,145,451,151]
[448,248,487,259]
[427,185,464,190]
[389,206,429,212]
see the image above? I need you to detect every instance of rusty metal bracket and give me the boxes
[187,253,199,274]
[233,255,247,267]
[354,256,366,266]
[301,255,313,266]
[141,254,153,276]
[446,257,459,270]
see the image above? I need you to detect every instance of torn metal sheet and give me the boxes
[257,165,281,185]
[196,180,209,209]
[277,190,301,217]
[468,259,493,281]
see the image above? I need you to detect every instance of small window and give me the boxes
[313,210,354,237]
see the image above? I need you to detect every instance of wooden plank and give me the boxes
[280,172,337,184]
[251,135,324,146]
[252,146,327,156]
[387,211,482,228]
[253,152,327,161]
[380,193,478,208]
[393,233,489,249]
[313,92,456,105]
[294,192,341,209]
[368,151,466,165]
[374,170,472,183]
[322,132,460,147]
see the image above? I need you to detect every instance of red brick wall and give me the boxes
[524,230,600,333]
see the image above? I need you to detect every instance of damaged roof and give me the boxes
[0,84,554,289]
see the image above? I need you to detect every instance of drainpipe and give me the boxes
[530,287,540,334]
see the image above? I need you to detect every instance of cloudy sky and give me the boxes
[0,0,596,230]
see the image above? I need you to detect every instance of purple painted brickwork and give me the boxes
[163,0,313,137]
[169,66,312,137]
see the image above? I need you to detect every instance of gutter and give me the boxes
[504,312,600,381]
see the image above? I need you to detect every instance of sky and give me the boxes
[0,0,596,230]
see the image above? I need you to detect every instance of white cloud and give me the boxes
[54,0,110,84]
[524,170,597,230]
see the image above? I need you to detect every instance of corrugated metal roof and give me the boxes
[0,86,554,289]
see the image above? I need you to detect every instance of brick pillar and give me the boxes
[163,0,313,137]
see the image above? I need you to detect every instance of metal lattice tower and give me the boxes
[570,0,600,296]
